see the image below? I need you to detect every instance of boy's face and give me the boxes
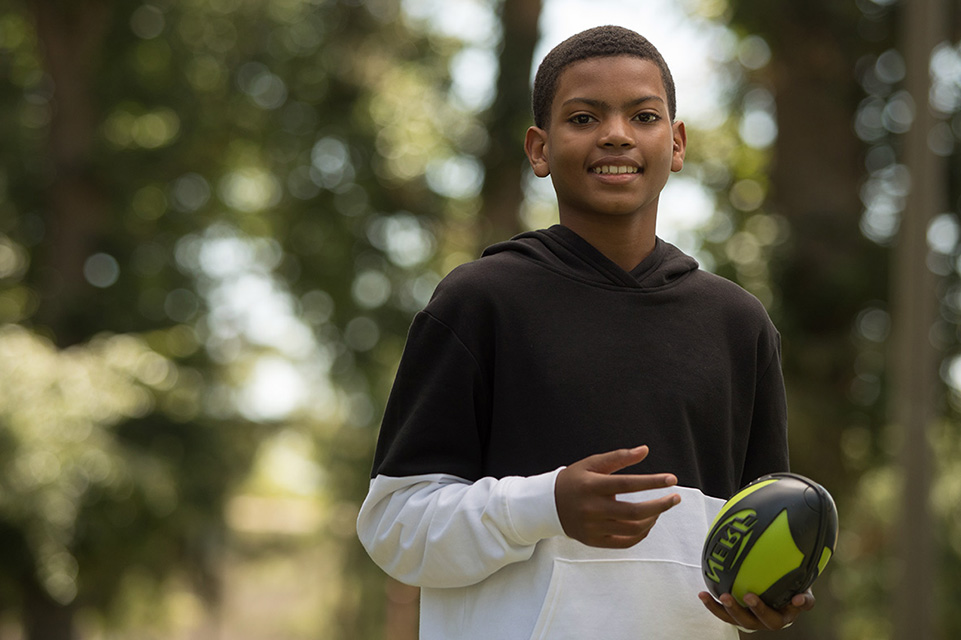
[525,56,686,226]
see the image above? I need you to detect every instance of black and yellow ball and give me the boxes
[701,472,838,610]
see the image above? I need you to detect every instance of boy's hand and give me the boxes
[697,589,815,631]
[554,445,680,548]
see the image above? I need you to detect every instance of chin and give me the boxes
[596,202,655,218]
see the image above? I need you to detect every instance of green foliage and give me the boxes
[0,0,478,637]
[0,327,171,605]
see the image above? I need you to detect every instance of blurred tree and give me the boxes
[477,0,542,248]
[708,0,961,638]
[722,0,890,494]
[701,1,895,637]
[30,0,112,345]
[889,1,952,638]
[0,0,473,638]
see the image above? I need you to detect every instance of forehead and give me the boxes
[552,56,666,109]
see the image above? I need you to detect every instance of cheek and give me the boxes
[548,172,577,199]
[546,151,584,183]
[652,144,678,175]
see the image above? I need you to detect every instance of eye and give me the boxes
[569,113,595,125]
[634,112,661,124]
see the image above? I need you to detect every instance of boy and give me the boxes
[357,25,814,638]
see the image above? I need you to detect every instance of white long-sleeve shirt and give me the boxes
[357,471,738,640]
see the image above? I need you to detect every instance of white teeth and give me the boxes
[592,165,639,175]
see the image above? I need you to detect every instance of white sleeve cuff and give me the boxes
[498,467,565,544]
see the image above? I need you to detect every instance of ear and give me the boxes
[671,120,687,173]
[525,126,551,178]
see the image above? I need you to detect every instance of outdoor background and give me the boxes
[0,0,960,638]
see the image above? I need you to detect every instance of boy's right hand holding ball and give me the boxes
[554,445,681,549]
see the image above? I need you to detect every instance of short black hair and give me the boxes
[531,25,677,129]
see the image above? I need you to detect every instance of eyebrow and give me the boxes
[562,95,665,110]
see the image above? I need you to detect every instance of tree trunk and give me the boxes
[731,5,887,639]
[890,1,947,637]
[22,0,111,634]
[764,7,886,498]
[477,0,543,250]
[30,0,111,347]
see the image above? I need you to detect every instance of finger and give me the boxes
[586,514,659,537]
[594,522,661,548]
[791,590,816,611]
[597,534,653,549]
[744,591,813,631]
[746,590,817,629]
[599,472,678,496]
[718,593,763,630]
[698,592,736,625]
[582,446,650,475]
[743,593,787,630]
[608,493,681,520]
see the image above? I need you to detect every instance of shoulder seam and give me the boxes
[420,309,490,393]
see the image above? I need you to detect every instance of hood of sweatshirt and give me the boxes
[481,225,699,290]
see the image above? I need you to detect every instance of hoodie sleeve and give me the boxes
[356,470,564,588]
[358,297,566,587]
[370,309,490,480]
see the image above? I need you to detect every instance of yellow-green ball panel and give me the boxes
[731,509,804,604]
[709,479,779,531]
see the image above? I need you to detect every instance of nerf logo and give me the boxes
[705,509,757,583]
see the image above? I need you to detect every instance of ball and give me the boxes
[701,472,838,610]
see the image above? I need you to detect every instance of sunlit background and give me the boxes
[0,0,960,638]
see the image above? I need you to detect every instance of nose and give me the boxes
[598,117,635,148]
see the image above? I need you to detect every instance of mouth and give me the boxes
[590,165,640,175]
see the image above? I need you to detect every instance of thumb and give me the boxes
[584,446,650,475]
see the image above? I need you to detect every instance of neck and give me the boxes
[558,211,657,271]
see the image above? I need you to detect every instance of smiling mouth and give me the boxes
[591,165,640,175]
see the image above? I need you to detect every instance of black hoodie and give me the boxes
[372,225,788,501]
